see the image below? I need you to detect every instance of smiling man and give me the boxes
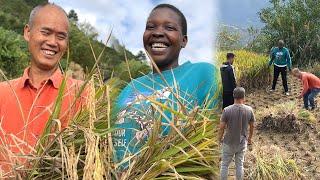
[0,3,86,173]
[113,4,220,169]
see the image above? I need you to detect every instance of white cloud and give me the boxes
[50,0,217,64]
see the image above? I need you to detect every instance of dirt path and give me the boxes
[227,74,320,179]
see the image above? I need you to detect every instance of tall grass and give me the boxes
[216,50,271,91]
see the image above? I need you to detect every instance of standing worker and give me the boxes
[220,52,237,109]
[269,40,292,95]
[219,87,255,180]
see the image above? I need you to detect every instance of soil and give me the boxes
[226,74,320,179]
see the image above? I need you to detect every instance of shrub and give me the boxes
[0,27,28,79]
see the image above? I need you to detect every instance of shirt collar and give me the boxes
[19,67,63,89]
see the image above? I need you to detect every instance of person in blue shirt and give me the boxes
[112,3,220,169]
[269,40,292,95]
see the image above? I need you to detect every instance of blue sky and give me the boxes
[217,0,269,28]
[49,0,269,63]
[51,0,217,64]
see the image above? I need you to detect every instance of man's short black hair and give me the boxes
[152,4,187,36]
[226,52,235,60]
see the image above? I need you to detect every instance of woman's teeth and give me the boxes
[151,43,168,48]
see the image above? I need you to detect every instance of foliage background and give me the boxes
[217,0,320,68]
[0,0,150,81]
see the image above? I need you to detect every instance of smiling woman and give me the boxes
[143,4,188,71]
[112,3,221,171]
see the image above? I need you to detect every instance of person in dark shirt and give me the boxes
[220,53,237,109]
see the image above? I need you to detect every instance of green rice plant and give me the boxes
[216,50,271,91]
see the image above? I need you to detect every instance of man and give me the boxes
[292,68,320,110]
[218,87,255,180]
[269,40,292,95]
[0,3,86,172]
[220,52,236,109]
[113,4,220,168]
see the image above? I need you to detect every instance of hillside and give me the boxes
[0,0,149,81]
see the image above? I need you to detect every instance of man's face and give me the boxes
[143,7,187,70]
[24,5,69,71]
[229,57,235,65]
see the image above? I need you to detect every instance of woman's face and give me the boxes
[143,7,187,70]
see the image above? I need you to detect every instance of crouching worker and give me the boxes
[292,68,320,110]
[218,87,255,180]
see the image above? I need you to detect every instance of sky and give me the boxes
[50,0,218,64]
[217,0,269,28]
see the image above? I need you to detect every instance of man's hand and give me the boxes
[218,121,226,148]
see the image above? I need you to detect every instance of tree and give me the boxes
[0,27,28,79]
[68,9,78,22]
[0,10,24,33]
[113,60,150,82]
[25,0,48,7]
[216,25,242,50]
[259,0,320,66]
[0,0,31,24]
[78,22,99,40]
[68,22,138,79]
[245,26,271,53]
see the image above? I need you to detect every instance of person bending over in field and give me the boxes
[269,40,292,95]
[0,3,87,175]
[292,68,320,110]
[218,87,255,180]
[220,52,237,109]
[112,3,220,169]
